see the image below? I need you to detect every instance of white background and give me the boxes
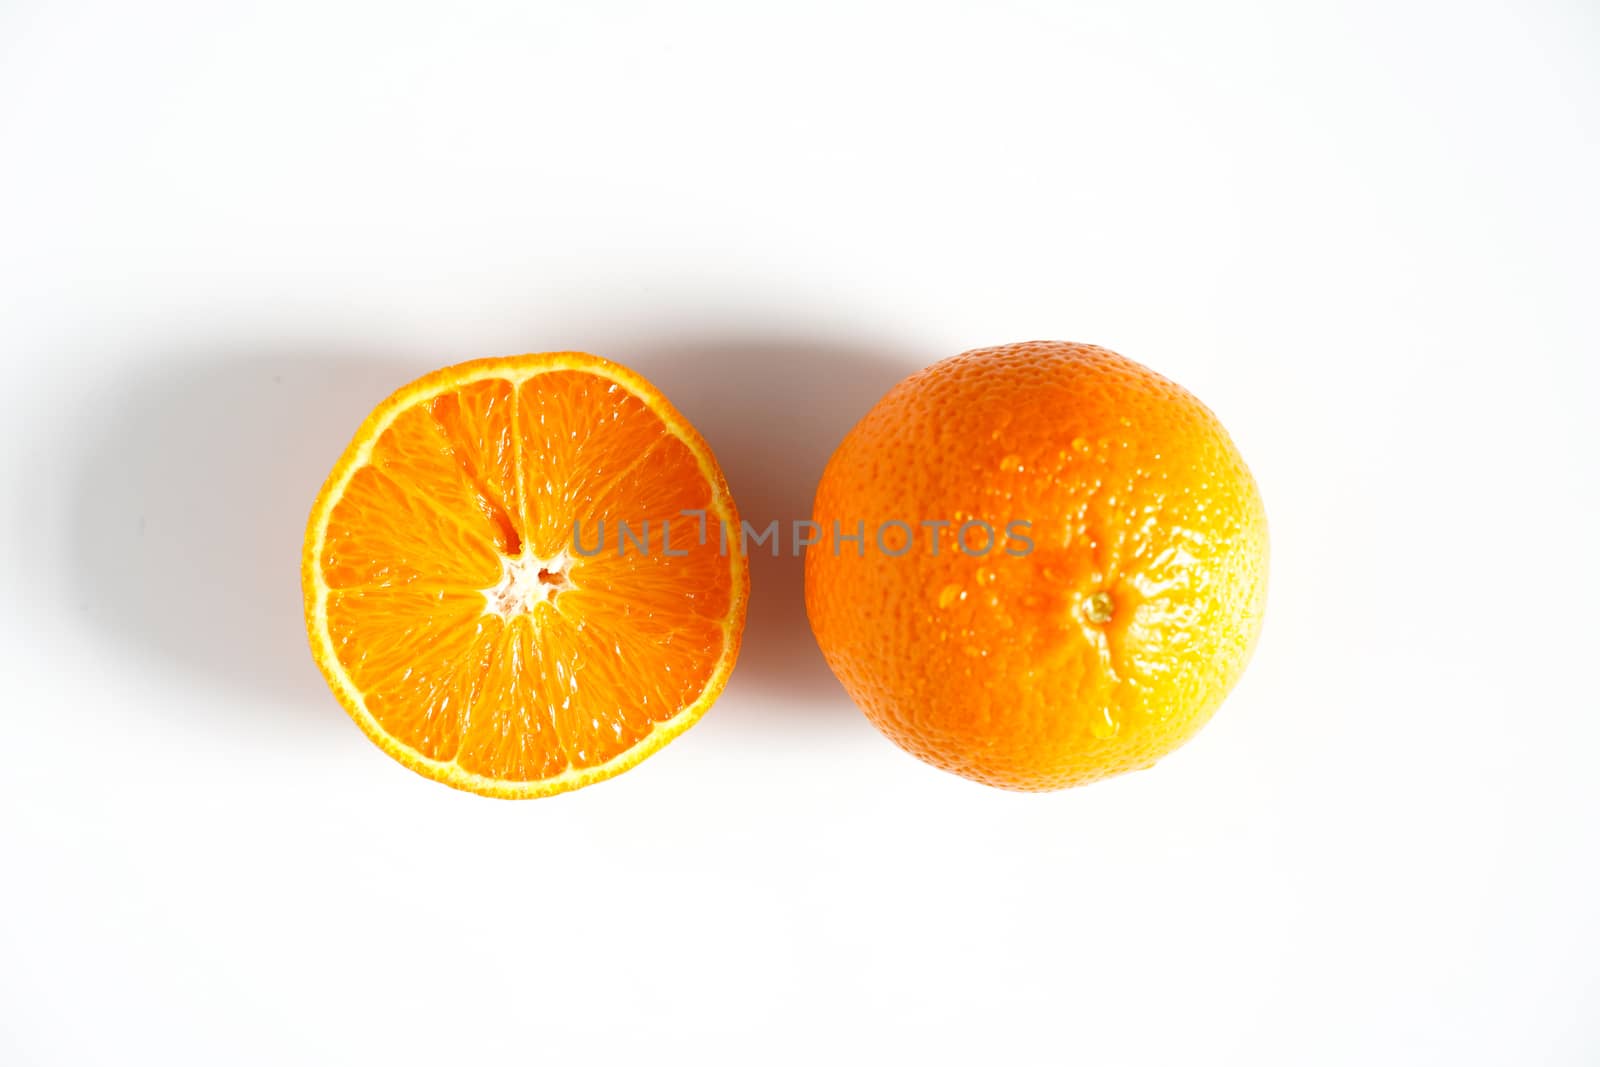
[2,2,1596,1064]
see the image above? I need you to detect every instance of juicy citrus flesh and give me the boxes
[304,353,747,798]
[805,341,1267,791]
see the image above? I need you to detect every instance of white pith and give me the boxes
[480,549,573,617]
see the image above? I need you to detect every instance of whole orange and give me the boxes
[805,341,1267,790]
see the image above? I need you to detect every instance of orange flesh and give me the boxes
[307,357,745,794]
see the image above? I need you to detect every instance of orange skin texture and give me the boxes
[805,342,1268,791]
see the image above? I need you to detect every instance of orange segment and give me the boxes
[303,353,748,798]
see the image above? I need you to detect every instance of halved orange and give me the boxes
[303,353,748,798]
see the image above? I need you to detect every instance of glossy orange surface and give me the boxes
[806,341,1267,790]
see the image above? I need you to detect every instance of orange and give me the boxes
[805,341,1267,791]
[303,353,747,798]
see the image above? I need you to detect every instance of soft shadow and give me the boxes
[619,335,913,701]
[66,331,913,719]
[70,349,430,716]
